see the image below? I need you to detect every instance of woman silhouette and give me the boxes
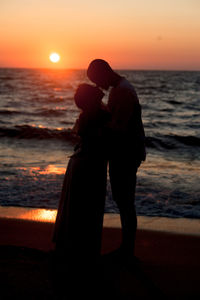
[53,84,109,268]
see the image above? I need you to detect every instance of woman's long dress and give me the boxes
[53,109,109,263]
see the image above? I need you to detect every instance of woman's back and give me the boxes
[75,108,110,157]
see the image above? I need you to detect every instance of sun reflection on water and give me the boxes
[39,165,66,175]
[17,165,66,175]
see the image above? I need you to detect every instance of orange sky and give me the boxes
[0,0,200,70]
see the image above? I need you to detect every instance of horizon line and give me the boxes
[0,66,200,72]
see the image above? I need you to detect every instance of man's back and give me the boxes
[108,77,146,161]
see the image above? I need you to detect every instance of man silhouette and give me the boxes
[87,59,146,261]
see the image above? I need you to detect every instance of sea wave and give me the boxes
[0,124,199,150]
[0,108,76,117]
[0,125,78,142]
[145,134,200,149]
[35,108,67,117]
[0,76,14,80]
[0,110,22,115]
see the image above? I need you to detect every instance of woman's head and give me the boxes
[74,84,104,112]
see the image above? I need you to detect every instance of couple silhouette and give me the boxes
[52,59,146,297]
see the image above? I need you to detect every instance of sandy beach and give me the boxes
[0,207,200,299]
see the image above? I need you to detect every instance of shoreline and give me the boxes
[0,205,199,236]
[0,206,200,298]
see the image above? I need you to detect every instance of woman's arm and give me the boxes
[71,117,80,134]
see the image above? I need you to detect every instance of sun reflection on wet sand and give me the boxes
[20,208,57,222]
[0,206,57,223]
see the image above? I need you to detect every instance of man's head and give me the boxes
[87,59,119,90]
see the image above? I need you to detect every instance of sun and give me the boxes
[49,52,60,63]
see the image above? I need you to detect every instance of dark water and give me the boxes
[0,68,200,218]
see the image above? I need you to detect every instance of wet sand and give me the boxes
[0,209,200,299]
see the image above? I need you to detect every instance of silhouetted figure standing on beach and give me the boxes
[87,59,146,260]
[52,84,109,298]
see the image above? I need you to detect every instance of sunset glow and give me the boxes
[0,0,200,70]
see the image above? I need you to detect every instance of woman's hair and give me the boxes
[74,83,104,111]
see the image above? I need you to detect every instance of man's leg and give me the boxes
[109,157,138,256]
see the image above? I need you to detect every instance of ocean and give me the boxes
[0,68,200,218]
